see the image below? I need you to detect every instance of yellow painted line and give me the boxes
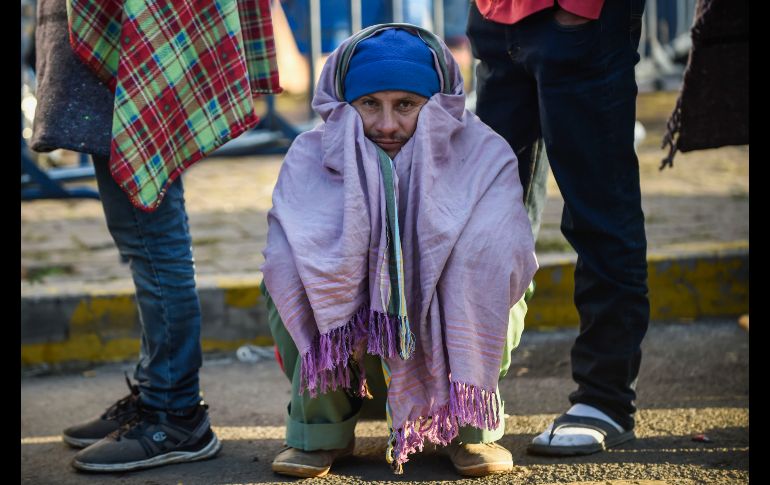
[20,436,62,445]
[526,262,579,328]
[21,336,274,366]
[223,286,262,308]
[201,336,274,353]
[19,426,387,446]
[21,250,748,364]
[527,252,748,328]
[21,336,140,366]
[69,294,138,330]
[648,256,748,320]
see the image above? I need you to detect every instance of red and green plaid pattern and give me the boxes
[67,0,281,211]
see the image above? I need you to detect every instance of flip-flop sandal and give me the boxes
[526,413,636,456]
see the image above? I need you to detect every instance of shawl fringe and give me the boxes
[660,94,683,170]
[385,380,502,474]
[299,305,403,397]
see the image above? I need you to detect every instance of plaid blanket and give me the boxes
[67,0,281,211]
[262,24,537,472]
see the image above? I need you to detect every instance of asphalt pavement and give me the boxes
[21,318,749,484]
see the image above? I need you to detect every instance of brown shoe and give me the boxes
[271,439,355,478]
[446,442,513,477]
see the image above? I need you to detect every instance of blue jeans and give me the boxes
[467,0,650,431]
[92,155,202,411]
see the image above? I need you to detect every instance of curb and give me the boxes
[527,242,748,329]
[21,243,748,367]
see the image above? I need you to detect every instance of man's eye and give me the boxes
[398,101,415,109]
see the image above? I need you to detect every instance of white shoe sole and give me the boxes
[271,461,332,478]
[61,434,99,449]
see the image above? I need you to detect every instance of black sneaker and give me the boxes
[62,373,140,448]
[71,401,222,472]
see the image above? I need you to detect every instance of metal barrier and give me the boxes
[293,0,695,108]
[21,137,99,201]
[20,0,100,201]
[636,0,697,91]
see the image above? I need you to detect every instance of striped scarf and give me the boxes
[67,0,281,211]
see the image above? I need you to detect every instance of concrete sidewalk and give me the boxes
[21,319,749,484]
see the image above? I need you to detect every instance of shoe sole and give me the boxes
[271,443,354,478]
[271,461,332,478]
[71,435,222,472]
[453,460,513,477]
[527,430,636,457]
[62,435,100,449]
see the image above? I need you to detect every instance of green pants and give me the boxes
[262,281,530,451]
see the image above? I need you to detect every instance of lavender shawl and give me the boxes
[262,24,538,470]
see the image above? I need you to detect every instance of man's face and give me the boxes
[351,90,429,159]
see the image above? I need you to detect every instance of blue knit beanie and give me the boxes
[344,28,440,103]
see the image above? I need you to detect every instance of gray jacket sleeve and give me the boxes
[29,0,114,157]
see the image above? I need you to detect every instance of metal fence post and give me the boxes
[308,0,322,117]
[350,0,361,34]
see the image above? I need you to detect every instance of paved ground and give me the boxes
[21,318,749,484]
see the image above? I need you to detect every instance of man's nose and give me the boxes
[375,109,398,136]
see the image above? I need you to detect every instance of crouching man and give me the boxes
[261,24,538,478]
